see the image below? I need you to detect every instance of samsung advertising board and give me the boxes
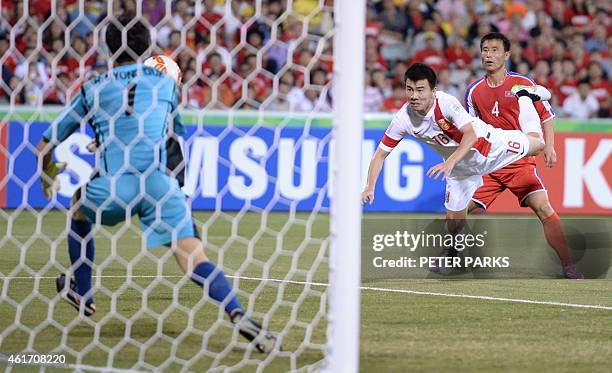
[0,111,609,214]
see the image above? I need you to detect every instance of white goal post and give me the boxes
[327,0,365,372]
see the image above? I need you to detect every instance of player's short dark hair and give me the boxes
[404,63,437,89]
[105,13,150,63]
[480,32,511,52]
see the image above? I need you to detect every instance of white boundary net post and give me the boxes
[327,0,365,372]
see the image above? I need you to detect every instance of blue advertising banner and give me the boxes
[4,119,447,212]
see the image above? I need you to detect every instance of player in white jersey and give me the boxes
[361,63,545,227]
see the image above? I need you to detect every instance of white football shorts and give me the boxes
[445,128,530,211]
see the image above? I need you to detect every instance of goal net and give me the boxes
[0,0,363,371]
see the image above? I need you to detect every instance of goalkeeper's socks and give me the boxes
[191,262,242,316]
[67,219,95,304]
[541,212,572,266]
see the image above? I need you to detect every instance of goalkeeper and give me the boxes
[36,14,277,353]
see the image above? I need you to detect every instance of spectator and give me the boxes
[596,96,611,119]
[436,68,461,99]
[371,69,390,98]
[0,35,14,100]
[298,69,331,112]
[382,82,406,112]
[68,1,103,37]
[411,32,447,72]
[558,59,578,105]
[435,0,467,23]
[522,32,553,67]
[197,0,224,40]
[411,18,445,56]
[282,71,306,109]
[142,0,165,26]
[364,36,389,72]
[550,0,571,36]
[204,72,235,109]
[550,39,567,63]
[562,79,599,119]
[164,30,182,56]
[293,0,327,35]
[15,49,49,86]
[363,70,384,113]
[376,0,410,39]
[391,61,408,85]
[45,39,69,77]
[267,72,303,111]
[265,38,288,74]
[516,61,532,76]
[43,21,65,50]
[365,6,383,38]
[566,0,595,34]
[585,24,608,52]
[65,35,94,77]
[240,85,261,110]
[202,52,226,77]
[586,61,611,105]
[444,36,472,70]
[533,60,559,107]
[182,69,206,109]
[0,33,17,75]
[157,0,191,48]
[22,60,48,105]
[406,1,425,32]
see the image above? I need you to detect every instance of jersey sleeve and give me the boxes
[42,89,87,144]
[378,109,408,153]
[170,83,185,135]
[441,93,474,129]
[535,100,555,123]
[465,88,478,117]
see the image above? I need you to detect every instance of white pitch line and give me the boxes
[359,285,612,311]
[2,274,612,311]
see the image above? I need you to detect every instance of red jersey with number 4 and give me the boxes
[465,72,555,168]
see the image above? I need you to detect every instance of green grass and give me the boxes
[1,210,611,372]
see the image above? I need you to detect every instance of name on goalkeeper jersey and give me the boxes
[372,230,487,252]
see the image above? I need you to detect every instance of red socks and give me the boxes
[541,212,572,266]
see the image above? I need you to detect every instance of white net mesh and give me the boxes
[1,0,339,371]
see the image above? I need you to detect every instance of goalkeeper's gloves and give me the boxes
[41,162,67,199]
[86,139,99,153]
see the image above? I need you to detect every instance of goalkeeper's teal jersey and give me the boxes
[43,63,185,176]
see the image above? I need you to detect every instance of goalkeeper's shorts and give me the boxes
[80,170,195,248]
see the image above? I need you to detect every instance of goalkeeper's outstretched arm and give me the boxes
[361,147,390,205]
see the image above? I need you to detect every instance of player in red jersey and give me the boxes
[465,32,583,279]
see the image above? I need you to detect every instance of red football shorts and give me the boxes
[471,165,547,209]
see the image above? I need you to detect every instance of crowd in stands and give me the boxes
[0,0,609,119]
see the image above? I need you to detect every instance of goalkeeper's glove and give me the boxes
[41,162,67,199]
[86,139,99,153]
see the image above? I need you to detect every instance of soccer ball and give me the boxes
[144,55,182,84]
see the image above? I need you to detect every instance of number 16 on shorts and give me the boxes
[506,140,523,155]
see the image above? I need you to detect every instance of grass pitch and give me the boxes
[1,210,611,372]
